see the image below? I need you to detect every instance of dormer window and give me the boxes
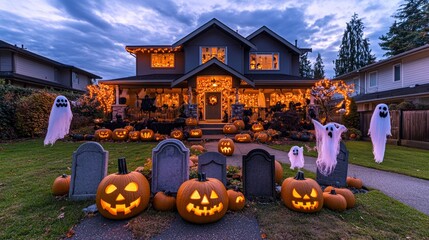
[151,53,175,68]
[201,47,226,64]
[250,53,279,70]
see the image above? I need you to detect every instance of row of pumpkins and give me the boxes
[94,127,190,142]
[52,157,364,224]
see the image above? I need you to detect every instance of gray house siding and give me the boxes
[72,71,91,91]
[402,51,429,87]
[14,54,56,82]
[136,51,185,75]
[0,51,12,72]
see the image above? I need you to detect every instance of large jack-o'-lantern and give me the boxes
[218,137,234,156]
[170,129,184,140]
[113,128,128,141]
[189,128,203,138]
[96,158,150,220]
[234,133,251,143]
[128,131,140,141]
[176,173,228,224]
[223,124,237,134]
[140,128,154,141]
[95,128,113,141]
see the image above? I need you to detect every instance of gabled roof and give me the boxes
[246,26,308,55]
[171,58,254,87]
[172,18,257,50]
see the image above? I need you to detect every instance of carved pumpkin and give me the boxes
[323,189,347,211]
[170,129,184,140]
[176,173,228,224]
[190,155,199,164]
[346,177,363,189]
[251,122,264,132]
[153,191,176,211]
[233,120,245,130]
[52,174,71,196]
[112,128,128,141]
[255,132,269,143]
[190,145,205,152]
[95,128,112,141]
[154,133,166,141]
[189,128,203,138]
[186,118,198,126]
[234,133,251,143]
[324,187,355,209]
[140,128,154,141]
[96,158,150,220]
[218,137,235,156]
[227,189,245,211]
[128,131,140,141]
[223,124,237,134]
[281,171,323,213]
[124,125,134,132]
[274,161,283,185]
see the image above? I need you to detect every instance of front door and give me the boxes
[205,92,221,120]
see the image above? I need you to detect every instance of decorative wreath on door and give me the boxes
[208,95,218,105]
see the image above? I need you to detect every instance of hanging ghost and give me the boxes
[312,119,347,176]
[44,95,73,146]
[288,146,304,170]
[368,103,391,163]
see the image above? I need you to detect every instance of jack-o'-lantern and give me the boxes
[323,189,347,211]
[324,186,355,209]
[251,122,264,132]
[189,128,203,138]
[281,171,323,213]
[153,191,176,211]
[52,174,71,196]
[140,128,154,141]
[176,173,228,224]
[346,177,363,189]
[223,124,237,134]
[255,132,269,143]
[124,125,134,132]
[233,120,245,130]
[234,133,251,143]
[218,137,234,156]
[186,118,198,126]
[113,128,128,141]
[154,132,166,141]
[274,161,283,185]
[227,189,245,211]
[96,158,150,220]
[190,145,205,152]
[170,129,184,140]
[128,131,140,141]
[95,128,112,141]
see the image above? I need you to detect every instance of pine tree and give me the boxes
[379,0,429,56]
[299,53,313,78]
[313,53,325,79]
[334,13,376,76]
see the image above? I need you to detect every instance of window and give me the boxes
[249,53,279,70]
[151,53,174,68]
[201,47,226,64]
[394,64,401,81]
[352,78,360,95]
[369,72,377,87]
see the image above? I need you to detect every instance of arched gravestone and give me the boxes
[152,139,189,195]
[242,149,276,201]
[198,152,227,186]
[69,142,108,200]
[316,141,349,187]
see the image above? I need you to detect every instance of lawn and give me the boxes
[270,140,429,180]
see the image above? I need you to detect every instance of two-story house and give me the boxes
[100,18,316,121]
[0,40,101,92]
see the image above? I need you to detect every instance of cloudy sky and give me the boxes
[0,0,403,80]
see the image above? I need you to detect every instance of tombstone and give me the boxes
[69,142,108,200]
[242,149,276,201]
[198,152,227,186]
[152,139,189,194]
[316,141,349,187]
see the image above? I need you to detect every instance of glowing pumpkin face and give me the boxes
[189,128,203,138]
[140,128,154,141]
[218,138,234,156]
[223,124,237,134]
[251,122,264,132]
[95,129,112,141]
[227,189,245,211]
[170,130,183,140]
[112,128,128,141]
[128,131,140,141]
[186,118,198,126]
[234,133,251,143]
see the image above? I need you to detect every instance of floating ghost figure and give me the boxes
[368,103,391,163]
[44,95,73,146]
[312,119,347,176]
[288,146,304,170]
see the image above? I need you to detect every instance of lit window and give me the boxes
[249,53,279,70]
[369,72,377,87]
[151,53,175,68]
[201,47,226,64]
[394,64,401,81]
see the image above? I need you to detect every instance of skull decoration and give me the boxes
[218,137,234,156]
[112,128,128,141]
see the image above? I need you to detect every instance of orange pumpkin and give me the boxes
[52,174,71,196]
[346,177,363,189]
[186,118,198,126]
[274,161,283,185]
[124,125,134,132]
[233,120,245,130]
[251,122,264,132]
[223,124,238,134]
[112,128,128,141]
[190,155,199,164]
[227,189,245,211]
[324,187,355,209]
[255,132,269,143]
[234,133,251,143]
[140,128,154,141]
[128,131,140,141]
[218,137,234,156]
[154,133,166,141]
[95,128,112,141]
[189,128,203,138]
[323,189,347,211]
[190,145,205,152]
[170,129,184,140]
[153,191,176,211]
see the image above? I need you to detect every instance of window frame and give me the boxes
[150,53,175,69]
[369,71,377,88]
[393,63,401,82]
[199,46,227,64]
[249,52,280,71]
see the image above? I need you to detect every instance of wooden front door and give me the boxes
[205,92,221,120]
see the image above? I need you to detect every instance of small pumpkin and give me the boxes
[170,129,184,140]
[95,128,112,141]
[227,189,245,211]
[233,120,245,130]
[189,128,203,138]
[124,125,134,132]
[346,177,363,189]
[140,128,154,141]
[190,145,205,152]
[234,133,251,143]
[190,155,199,164]
[112,128,128,141]
[153,191,176,211]
[218,137,234,156]
[186,118,198,126]
[52,174,71,196]
[255,132,269,143]
[274,161,283,185]
[223,124,238,134]
[324,187,355,209]
[154,132,166,141]
[323,189,347,211]
[128,131,140,141]
[251,122,264,132]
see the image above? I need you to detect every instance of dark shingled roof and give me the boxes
[353,83,429,103]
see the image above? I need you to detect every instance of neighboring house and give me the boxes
[335,44,429,112]
[100,18,316,121]
[0,40,101,92]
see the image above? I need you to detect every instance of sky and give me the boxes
[0,0,403,80]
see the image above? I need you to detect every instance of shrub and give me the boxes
[396,101,416,110]
[342,98,360,129]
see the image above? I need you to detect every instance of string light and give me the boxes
[87,83,115,115]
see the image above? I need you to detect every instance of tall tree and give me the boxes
[299,53,313,78]
[379,0,429,56]
[313,53,325,79]
[334,13,376,76]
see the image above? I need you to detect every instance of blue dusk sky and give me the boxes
[0,0,403,80]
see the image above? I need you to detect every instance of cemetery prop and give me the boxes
[96,157,150,220]
[288,146,304,170]
[112,128,128,141]
[218,137,235,156]
[95,128,112,141]
[368,103,391,163]
[176,173,228,224]
[152,191,176,211]
[227,189,245,211]
[274,161,283,185]
[316,141,349,187]
[322,189,347,211]
[197,152,227,186]
[44,95,73,145]
[312,119,347,176]
[52,174,71,196]
[324,187,355,209]
[346,177,363,189]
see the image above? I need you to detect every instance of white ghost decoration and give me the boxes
[288,146,304,170]
[312,119,347,176]
[44,95,73,146]
[368,103,391,163]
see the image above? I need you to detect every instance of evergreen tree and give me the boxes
[379,0,429,56]
[313,53,325,79]
[299,53,313,78]
[334,13,376,76]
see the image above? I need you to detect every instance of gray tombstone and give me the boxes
[242,149,276,201]
[316,141,349,187]
[69,142,108,200]
[198,152,227,186]
[152,139,189,194]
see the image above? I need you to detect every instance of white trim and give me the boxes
[368,71,377,88]
[393,63,401,82]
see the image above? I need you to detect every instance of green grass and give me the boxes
[270,140,429,180]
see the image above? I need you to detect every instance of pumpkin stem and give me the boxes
[118,157,128,174]
[294,170,305,180]
[61,174,68,178]
[198,172,207,182]
[330,189,337,195]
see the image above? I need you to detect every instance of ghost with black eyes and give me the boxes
[312,119,347,176]
[368,103,391,163]
[288,146,304,170]
[44,95,73,145]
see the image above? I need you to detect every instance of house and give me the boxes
[99,18,316,122]
[0,40,101,92]
[335,44,429,112]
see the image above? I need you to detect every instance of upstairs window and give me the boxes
[250,53,279,70]
[201,47,226,64]
[151,53,175,68]
[369,71,377,87]
[394,64,401,81]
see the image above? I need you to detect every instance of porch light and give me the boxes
[211,79,218,87]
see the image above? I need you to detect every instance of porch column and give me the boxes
[115,85,120,104]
